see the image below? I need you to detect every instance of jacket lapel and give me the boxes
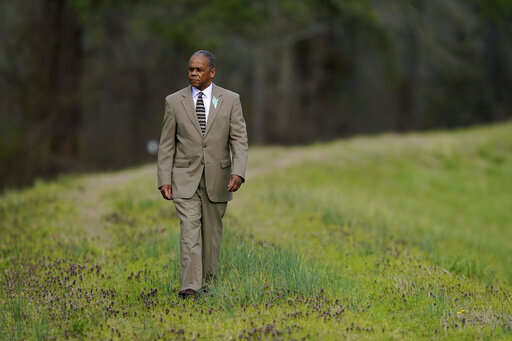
[205,84,223,137]
[180,86,202,136]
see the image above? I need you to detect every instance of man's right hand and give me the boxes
[160,184,173,200]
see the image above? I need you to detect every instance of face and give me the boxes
[188,55,215,90]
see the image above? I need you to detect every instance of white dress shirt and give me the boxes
[192,83,213,124]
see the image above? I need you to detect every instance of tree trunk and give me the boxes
[251,47,266,144]
[275,45,293,143]
[24,0,83,175]
[398,1,421,132]
[484,22,505,121]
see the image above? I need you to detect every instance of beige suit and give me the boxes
[157,83,248,291]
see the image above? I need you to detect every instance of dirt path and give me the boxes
[68,145,324,247]
[69,165,154,246]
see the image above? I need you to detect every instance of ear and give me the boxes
[210,68,216,78]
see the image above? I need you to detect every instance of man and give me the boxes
[157,50,248,298]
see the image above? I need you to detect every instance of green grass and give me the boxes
[1,122,512,339]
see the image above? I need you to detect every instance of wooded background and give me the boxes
[1,0,511,189]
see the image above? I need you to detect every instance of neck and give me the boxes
[196,82,212,91]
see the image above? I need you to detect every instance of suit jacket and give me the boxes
[157,83,248,202]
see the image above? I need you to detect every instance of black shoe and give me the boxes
[178,289,197,298]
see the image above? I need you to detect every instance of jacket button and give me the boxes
[202,143,207,148]
[201,160,205,165]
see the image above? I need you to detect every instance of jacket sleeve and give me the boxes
[157,99,176,189]
[229,94,249,181]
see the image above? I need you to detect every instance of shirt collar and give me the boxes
[192,82,213,99]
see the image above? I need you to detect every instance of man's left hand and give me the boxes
[228,175,243,192]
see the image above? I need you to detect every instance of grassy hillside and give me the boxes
[1,123,511,340]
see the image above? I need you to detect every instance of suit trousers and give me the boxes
[173,172,227,291]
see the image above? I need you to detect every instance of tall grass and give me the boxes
[212,230,345,307]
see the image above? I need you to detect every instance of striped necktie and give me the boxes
[196,92,206,135]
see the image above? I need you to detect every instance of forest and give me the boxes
[1,0,511,189]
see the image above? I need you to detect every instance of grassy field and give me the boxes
[1,123,511,340]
